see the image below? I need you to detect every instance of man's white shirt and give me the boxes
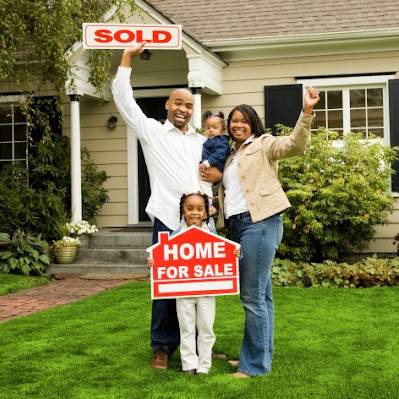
[112,66,206,230]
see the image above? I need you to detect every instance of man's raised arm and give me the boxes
[111,43,154,141]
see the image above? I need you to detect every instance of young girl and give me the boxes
[199,112,230,213]
[149,192,239,375]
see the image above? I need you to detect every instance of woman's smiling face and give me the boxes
[229,110,252,144]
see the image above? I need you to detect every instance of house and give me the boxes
[2,0,399,253]
[147,225,240,298]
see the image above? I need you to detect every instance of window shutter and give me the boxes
[389,79,399,192]
[264,84,303,134]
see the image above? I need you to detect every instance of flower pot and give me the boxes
[54,245,78,264]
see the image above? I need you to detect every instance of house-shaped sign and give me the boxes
[147,226,240,299]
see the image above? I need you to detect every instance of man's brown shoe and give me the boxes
[151,350,168,369]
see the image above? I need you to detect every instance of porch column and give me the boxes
[191,87,202,130]
[69,94,82,222]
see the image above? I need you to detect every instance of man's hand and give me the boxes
[201,166,222,184]
[120,42,146,67]
[303,87,320,115]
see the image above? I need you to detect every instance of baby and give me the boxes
[199,111,230,214]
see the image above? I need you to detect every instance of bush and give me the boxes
[277,127,397,261]
[0,230,50,276]
[272,257,399,288]
[0,131,109,241]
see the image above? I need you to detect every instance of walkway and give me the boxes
[0,273,148,323]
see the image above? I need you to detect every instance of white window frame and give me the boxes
[0,95,28,170]
[297,75,394,146]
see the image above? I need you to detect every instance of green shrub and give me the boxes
[0,130,109,241]
[0,230,50,276]
[272,257,399,288]
[277,127,397,261]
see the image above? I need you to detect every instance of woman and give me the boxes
[217,88,320,378]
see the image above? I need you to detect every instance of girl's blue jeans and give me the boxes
[229,211,283,376]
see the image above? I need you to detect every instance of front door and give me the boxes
[135,97,168,222]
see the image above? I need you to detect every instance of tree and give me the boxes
[0,0,136,95]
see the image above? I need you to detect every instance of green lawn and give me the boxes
[0,272,50,296]
[1,282,398,399]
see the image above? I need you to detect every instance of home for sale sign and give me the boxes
[147,226,240,299]
[83,23,182,49]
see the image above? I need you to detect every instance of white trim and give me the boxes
[207,27,399,49]
[297,75,395,88]
[0,95,26,104]
[127,128,139,225]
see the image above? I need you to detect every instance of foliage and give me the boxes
[277,127,397,261]
[0,230,50,276]
[0,0,136,95]
[0,127,109,241]
[272,257,399,288]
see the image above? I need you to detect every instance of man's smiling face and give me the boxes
[165,89,194,133]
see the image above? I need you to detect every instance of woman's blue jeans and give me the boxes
[229,211,283,376]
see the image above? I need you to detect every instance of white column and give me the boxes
[69,95,82,222]
[191,87,202,130]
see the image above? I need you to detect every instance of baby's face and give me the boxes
[205,116,224,138]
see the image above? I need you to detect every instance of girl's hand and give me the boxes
[147,257,154,269]
[303,87,320,115]
[234,248,240,258]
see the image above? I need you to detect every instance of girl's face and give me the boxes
[205,116,224,138]
[183,195,207,227]
[229,110,252,144]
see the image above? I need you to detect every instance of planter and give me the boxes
[54,245,78,264]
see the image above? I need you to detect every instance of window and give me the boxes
[0,103,28,171]
[298,75,392,143]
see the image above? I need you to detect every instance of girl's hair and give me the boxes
[227,104,265,139]
[202,110,225,126]
[179,192,210,223]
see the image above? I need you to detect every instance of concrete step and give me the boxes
[76,248,149,264]
[89,231,152,249]
[48,263,150,275]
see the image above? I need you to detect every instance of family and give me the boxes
[112,43,320,379]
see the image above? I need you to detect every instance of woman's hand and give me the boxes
[120,42,146,67]
[303,87,320,115]
[234,248,241,258]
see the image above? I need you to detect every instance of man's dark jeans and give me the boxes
[151,218,180,355]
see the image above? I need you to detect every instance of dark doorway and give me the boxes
[135,97,168,221]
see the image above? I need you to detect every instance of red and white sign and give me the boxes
[82,23,182,49]
[147,226,240,299]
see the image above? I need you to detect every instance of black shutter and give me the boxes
[389,79,399,192]
[264,84,303,134]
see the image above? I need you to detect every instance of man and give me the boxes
[111,43,221,369]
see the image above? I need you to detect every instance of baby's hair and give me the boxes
[179,192,210,223]
[203,110,225,125]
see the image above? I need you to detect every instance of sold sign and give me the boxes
[83,23,182,49]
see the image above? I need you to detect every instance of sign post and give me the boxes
[83,23,182,49]
[147,226,240,299]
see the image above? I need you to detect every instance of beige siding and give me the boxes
[68,48,399,252]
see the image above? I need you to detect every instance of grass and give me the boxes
[1,282,398,399]
[0,272,51,296]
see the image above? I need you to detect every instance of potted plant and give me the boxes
[53,236,81,264]
[65,220,98,247]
